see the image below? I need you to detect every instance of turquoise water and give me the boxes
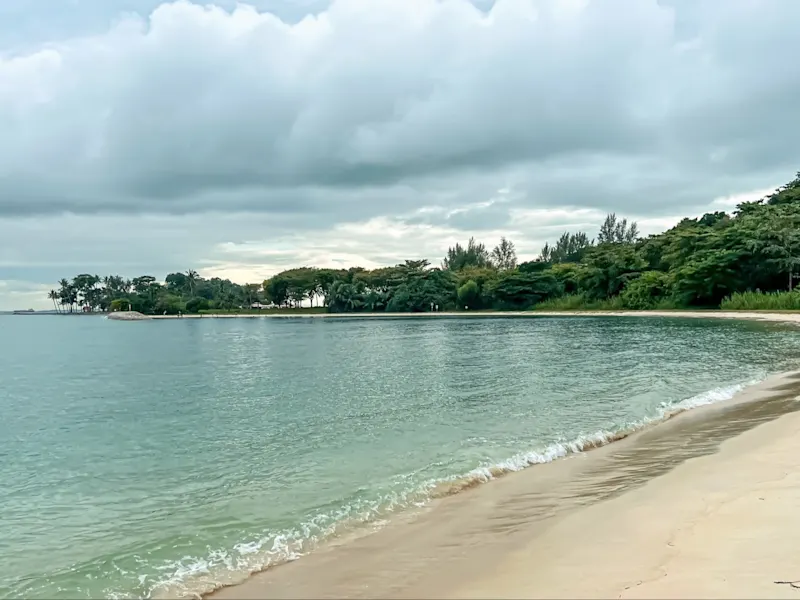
[2,315,800,598]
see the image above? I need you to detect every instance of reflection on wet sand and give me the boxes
[210,373,800,600]
[570,375,800,508]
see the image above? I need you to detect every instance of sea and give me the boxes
[2,314,800,599]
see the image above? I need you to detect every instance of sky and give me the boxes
[1,0,799,310]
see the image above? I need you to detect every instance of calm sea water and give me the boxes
[2,315,800,598]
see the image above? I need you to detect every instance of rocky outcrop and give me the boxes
[107,311,152,321]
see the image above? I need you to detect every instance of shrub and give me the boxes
[185,297,210,313]
[620,271,673,310]
[154,294,186,315]
[457,280,480,309]
[109,298,131,312]
[548,263,583,294]
[385,286,411,312]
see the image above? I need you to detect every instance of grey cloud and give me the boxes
[2,0,799,221]
[439,204,515,232]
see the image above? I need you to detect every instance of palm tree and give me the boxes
[58,278,75,313]
[186,270,199,296]
[327,281,364,312]
[244,283,260,307]
[47,290,61,314]
[363,290,385,312]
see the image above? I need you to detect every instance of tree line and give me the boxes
[48,171,800,314]
[47,271,263,315]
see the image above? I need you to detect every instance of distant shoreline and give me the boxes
[103,309,800,326]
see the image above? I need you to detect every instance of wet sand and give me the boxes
[209,371,800,600]
[455,376,800,600]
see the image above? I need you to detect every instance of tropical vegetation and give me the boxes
[48,172,800,314]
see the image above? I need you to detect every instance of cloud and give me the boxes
[1,0,799,308]
[2,0,799,220]
[0,279,51,311]
[709,186,776,210]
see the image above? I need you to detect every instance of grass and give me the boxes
[532,294,683,312]
[720,290,800,311]
[532,294,626,311]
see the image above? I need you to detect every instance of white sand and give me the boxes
[452,404,800,599]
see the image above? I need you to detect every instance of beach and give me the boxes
[454,382,800,599]
[109,308,800,326]
[209,369,800,600]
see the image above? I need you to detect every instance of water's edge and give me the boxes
[105,310,800,324]
[188,368,800,600]
[190,311,800,599]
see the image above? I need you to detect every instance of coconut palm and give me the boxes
[363,290,386,312]
[58,278,76,313]
[186,270,199,296]
[327,281,364,312]
[47,290,61,313]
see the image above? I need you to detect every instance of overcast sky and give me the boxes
[1,0,798,310]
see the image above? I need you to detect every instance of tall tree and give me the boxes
[186,270,199,296]
[442,237,491,271]
[540,231,592,263]
[597,213,639,244]
[244,283,261,306]
[58,278,76,313]
[72,274,101,311]
[491,237,517,270]
[47,290,60,313]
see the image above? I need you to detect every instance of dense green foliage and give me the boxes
[49,172,800,313]
[47,270,264,315]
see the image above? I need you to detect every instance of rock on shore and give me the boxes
[107,311,152,321]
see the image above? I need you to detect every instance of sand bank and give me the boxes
[208,371,800,600]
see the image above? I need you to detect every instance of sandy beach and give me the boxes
[453,381,800,600]
[111,309,800,325]
[205,367,800,600]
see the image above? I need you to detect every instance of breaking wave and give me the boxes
[140,376,764,600]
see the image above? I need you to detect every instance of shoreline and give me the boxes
[453,380,800,599]
[203,369,800,600]
[108,309,800,325]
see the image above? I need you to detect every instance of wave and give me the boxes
[145,376,764,599]
[426,378,762,498]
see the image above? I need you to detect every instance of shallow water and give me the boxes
[2,315,800,599]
